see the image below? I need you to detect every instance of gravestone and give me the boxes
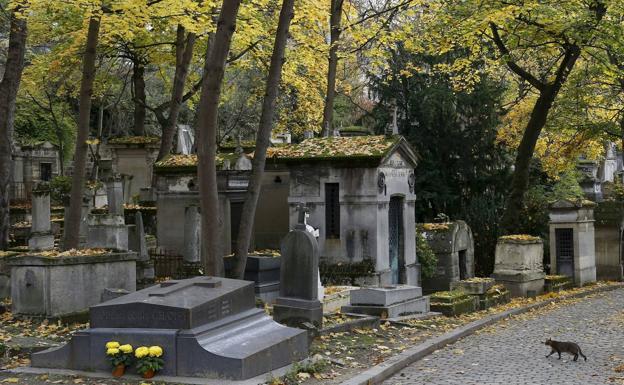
[31,276,308,380]
[128,212,154,285]
[273,205,323,329]
[28,184,54,251]
[87,176,128,250]
[181,205,202,277]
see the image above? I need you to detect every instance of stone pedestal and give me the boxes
[106,175,124,216]
[491,236,545,297]
[86,214,128,250]
[31,277,308,380]
[342,285,430,318]
[28,185,54,251]
[273,211,323,329]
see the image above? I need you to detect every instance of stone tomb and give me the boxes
[342,285,430,318]
[420,220,475,294]
[32,276,308,380]
[491,236,545,297]
[10,252,136,318]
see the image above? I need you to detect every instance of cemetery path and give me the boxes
[384,288,624,385]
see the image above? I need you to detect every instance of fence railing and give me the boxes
[149,247,184,279]
[10,182,32,202]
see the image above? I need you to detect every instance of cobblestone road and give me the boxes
[384,288,624,385]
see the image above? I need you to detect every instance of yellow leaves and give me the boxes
[32,248,108,258]
[1,378,19,383]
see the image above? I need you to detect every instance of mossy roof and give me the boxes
[153,153,242,172]
[108,136,160,145]
[265,135,401,162]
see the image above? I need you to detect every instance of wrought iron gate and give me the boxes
[555,228,574,279]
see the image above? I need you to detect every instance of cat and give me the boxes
[544,338,587,361]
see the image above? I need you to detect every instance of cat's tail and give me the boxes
[579,350,587,361]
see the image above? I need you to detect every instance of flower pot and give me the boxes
[142,369,155,379]
[112,364,125,378]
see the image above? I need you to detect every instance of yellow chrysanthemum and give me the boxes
[119,344,133,354]
[135,346,149,358]
[106,348,120,356]
[148,346,163,357]
[105,341,120,349]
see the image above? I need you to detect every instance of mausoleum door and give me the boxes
[555,228,574,279]
[389,196,405,284]
[458,250,467,280]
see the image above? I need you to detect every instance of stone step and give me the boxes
[350,285,423,306]
[342,296,430,318]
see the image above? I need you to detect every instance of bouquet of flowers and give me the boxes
[135,345,164,379]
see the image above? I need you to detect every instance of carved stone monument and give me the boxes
[87,175,128,250]
[491,235,545,297]
[128,211,154,286]
[273,205,323,329]
[31,276,308,380]
[181,205,202,277]
[28,184,55,251]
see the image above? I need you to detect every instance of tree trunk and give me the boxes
[132,58,146,136]
[62,16,100,250]
[0,8,27,250]
[157,25,196,161]
[321,0,343,137]
[232,0,295,278]
[500,89,557,232]
[196,0,242,276]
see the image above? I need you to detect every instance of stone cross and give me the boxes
[295,203,309,230]
[28,184,54,251]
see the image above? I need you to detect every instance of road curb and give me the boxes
[339,283,624,385]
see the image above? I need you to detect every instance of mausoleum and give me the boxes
[153,152,289,256]
[267,135,420,286]
[419,220,475,294]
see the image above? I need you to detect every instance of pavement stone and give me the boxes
[384,288,624,385]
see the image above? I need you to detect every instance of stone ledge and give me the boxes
[338,282,624,385]
[8,252,137,267]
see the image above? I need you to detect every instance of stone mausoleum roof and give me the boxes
[266,135,407,163]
